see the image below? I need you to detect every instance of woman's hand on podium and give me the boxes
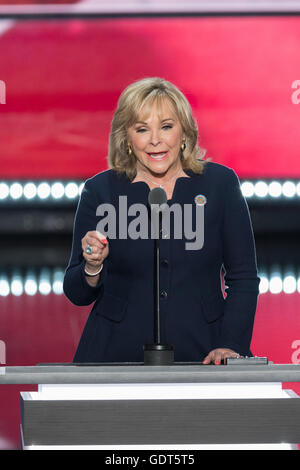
[202,348,239,365]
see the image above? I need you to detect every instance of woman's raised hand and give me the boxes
[81,230,109,274]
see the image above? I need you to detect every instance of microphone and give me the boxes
[143,188,175,366]
[148,186,167,207]
[147,187,168,239]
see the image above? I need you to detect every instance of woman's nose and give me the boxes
[149,130,161,146]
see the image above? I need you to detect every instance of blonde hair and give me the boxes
[107,77,209,180]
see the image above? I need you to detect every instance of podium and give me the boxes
[1,363,300,450]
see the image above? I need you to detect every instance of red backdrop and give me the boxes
[0,17,300,178]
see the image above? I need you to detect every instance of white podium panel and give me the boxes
[20,380,300,450]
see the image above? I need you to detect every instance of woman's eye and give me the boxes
[136,125,172,133]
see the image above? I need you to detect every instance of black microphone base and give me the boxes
[143,344,174,365]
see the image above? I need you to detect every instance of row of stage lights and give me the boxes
[0,269,64,297]
[0,181,84,201]
[0,269,299,297]
[0,180,300,201]
[241,180,300,199]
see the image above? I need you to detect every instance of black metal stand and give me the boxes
[143,343,174,365]
[144,210,174,365]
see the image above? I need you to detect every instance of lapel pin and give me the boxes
[194,194,207,206]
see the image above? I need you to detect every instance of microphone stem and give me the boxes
[154,236,160,344]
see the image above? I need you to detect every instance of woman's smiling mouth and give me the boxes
[146,151,169,161]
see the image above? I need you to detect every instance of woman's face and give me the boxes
[127,98,184,176]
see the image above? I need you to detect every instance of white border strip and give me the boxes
[1,1,300,16]
[23,443,295,450]
[35,382,288,400]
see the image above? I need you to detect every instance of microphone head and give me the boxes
[148,187,167,207]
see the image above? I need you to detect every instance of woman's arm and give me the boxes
[218,168,260,355]
[63,178,107,306]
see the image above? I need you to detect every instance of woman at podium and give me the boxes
[63,77,260,365]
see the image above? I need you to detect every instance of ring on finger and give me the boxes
[85,244,93,255]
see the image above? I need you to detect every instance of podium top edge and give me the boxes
[0,363,300,384]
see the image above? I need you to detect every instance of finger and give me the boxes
[88,231,108,246]
[83,238,109,255]
[218,350,237,364]
[202,353,213,365]
[85,248,102,257]
[213,352,223,365]
[83,241,99,252]
[83,252,103,263]
[221,353,236,365]
[82,243,100,258]
[226,352,238,359]
[223,349,238,359]
[85,236,107,249]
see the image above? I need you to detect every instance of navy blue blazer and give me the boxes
[63,161,260,363]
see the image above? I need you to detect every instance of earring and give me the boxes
[127,142,132,156]
[181,137,186,152]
